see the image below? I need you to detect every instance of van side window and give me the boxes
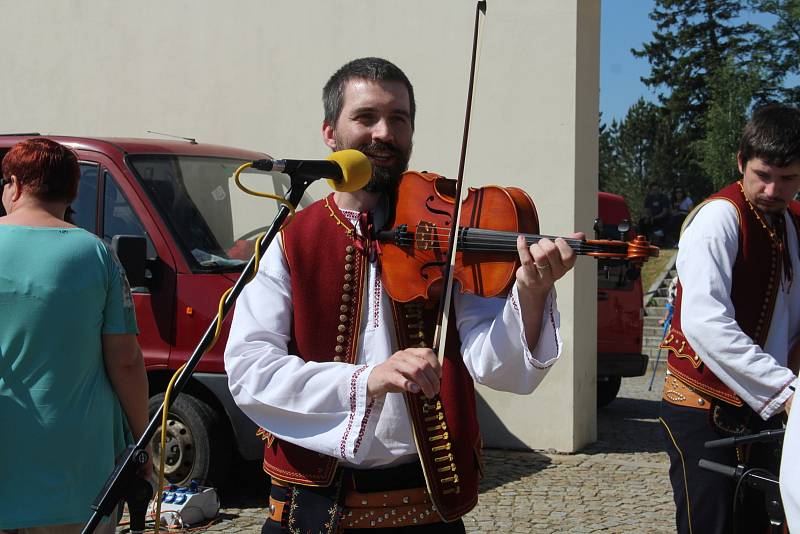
[103,171,155,257]
[70,162,99,231]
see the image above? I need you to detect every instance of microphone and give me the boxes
[251,149,372,192]
[698,459,742,479]
[704,428,785,449]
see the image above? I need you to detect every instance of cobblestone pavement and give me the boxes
[119,365,675,533]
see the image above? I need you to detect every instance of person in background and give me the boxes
[639,182,670,244]
[657,275,678,328]
[659,104,800,534]
[667,187,693,245]
[0,138,149,534]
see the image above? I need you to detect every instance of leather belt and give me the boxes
[662,372,712,410]
[268,479,440,528]
[341,486,439,529]
[268,494,286,523]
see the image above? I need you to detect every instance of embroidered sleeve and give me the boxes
[339,365,384,462]
[224,235,386,459]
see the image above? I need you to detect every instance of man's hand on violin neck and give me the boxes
[367,348,442,399]
[515,233,582,295]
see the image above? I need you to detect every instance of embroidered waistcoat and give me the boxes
[661,181,800,406]
[259,193,482,522]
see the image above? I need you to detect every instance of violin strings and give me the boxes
[386,234,608,252]
[382,227,620,255]
[385,237,613,255]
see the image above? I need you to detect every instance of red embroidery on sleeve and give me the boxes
[340,365,369,459]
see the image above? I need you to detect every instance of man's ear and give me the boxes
[322,122,337,151]
[737,152,745,175]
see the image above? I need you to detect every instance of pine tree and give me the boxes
[604,99,662,221]
[749,0,800,104]
[632,0,759,138]
[695,58,759,191]
[598,114,620,192]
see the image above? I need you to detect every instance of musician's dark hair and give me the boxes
[739,103,800,167]
[323,57,415,128]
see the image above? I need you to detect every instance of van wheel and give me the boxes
[597,376,622,408]
[148,393,230,487]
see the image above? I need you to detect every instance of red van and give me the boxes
[0,135,646,487]
[595,192,648,406]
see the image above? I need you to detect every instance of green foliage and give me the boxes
[748,0,800,104]
[695,59,759,190]
[600,0,799,212]
[631,0,759,136]
[602,99,659,221]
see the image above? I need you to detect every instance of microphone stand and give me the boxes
[699,429,786,534]
[698,459,784,534]
[82,177,314,534]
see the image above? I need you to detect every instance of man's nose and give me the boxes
[764,181,779,198]
[371,119,394,142]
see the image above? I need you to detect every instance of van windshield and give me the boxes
[127,154,300,272]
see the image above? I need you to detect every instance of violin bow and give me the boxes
[432,0,487,360]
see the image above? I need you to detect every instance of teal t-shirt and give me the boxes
[0,226,138,528]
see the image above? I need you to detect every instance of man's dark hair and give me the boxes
[739,103,800,167]
[322,57,415,127]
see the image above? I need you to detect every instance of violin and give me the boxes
[376,170,659,303]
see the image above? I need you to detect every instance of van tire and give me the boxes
[147,392,231,488]
[597,376,622,408]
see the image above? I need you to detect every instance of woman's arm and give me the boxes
[103,333,148,439]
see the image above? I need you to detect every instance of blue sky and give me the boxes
[600,0,659,123]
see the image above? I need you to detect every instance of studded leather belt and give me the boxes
[662,372,712,410]
[268,480,439,528]
[341,486,439,528]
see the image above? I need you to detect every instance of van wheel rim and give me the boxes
[154,417,195,482]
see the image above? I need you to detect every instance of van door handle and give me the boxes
[597,291,609,301]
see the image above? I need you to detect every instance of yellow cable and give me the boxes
[154,361,186,533]
[233,162,296,226]
[151,160,293,531]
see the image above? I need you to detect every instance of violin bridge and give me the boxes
[415,221,436,251]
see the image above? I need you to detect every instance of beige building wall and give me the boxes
[0,0,599,451]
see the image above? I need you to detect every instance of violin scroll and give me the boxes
[626,235,661,265]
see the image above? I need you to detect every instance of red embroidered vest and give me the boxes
[259,193,483,521]
[661,181,800,405]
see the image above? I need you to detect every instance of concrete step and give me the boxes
[644,346,669,358]
[644,307,668,319]
[643,325,667,337]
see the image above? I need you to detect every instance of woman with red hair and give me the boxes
[0,138,148,533]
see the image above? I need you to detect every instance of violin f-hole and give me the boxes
[425,195,453,221]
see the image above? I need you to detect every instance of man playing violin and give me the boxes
[224,57,582,533]
[659,103,800,534]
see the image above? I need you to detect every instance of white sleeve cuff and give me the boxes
[510,284,561,368]
[759,377,797,420]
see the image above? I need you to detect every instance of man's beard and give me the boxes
[335,138,411,194]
